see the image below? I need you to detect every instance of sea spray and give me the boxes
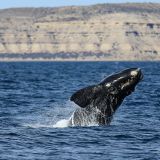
[23,101,75,128]
[70,106,101,126]
[53,119,71,128]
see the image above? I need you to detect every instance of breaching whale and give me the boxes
[69,68,143,126]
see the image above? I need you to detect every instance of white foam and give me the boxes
[53,119,70,128]
[23,119,71,128]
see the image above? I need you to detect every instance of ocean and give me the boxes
[0,61,159,160]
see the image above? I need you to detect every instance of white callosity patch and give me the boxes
[121,69,139,89]
[113,76,123,83]
[121,80,130,89]
[130,70,138,77]
[106,83,111,87]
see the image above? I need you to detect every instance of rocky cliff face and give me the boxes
[0,3,160,60]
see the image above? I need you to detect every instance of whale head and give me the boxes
[100,68,143,96]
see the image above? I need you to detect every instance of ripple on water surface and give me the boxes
[0,62,160,160]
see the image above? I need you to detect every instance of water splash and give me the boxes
[53,119,71,128]
[22,101,112,128]
[22,101,75,128]
[70,106,101,127]
[23,117,72,128]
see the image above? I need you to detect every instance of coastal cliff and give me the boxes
[0,3,160,61]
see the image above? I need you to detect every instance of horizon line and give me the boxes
[0,2,159,10]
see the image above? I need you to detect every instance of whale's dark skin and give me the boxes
[69,68,143,126]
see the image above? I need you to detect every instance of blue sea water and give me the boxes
[0,61,160,160]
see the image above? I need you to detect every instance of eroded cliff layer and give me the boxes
[0,3,160,60]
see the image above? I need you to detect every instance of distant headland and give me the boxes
[0,3,160,61]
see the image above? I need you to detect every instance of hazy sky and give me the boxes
[0,0,159,9]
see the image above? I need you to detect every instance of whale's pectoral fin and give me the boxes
[70,85,103,108]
